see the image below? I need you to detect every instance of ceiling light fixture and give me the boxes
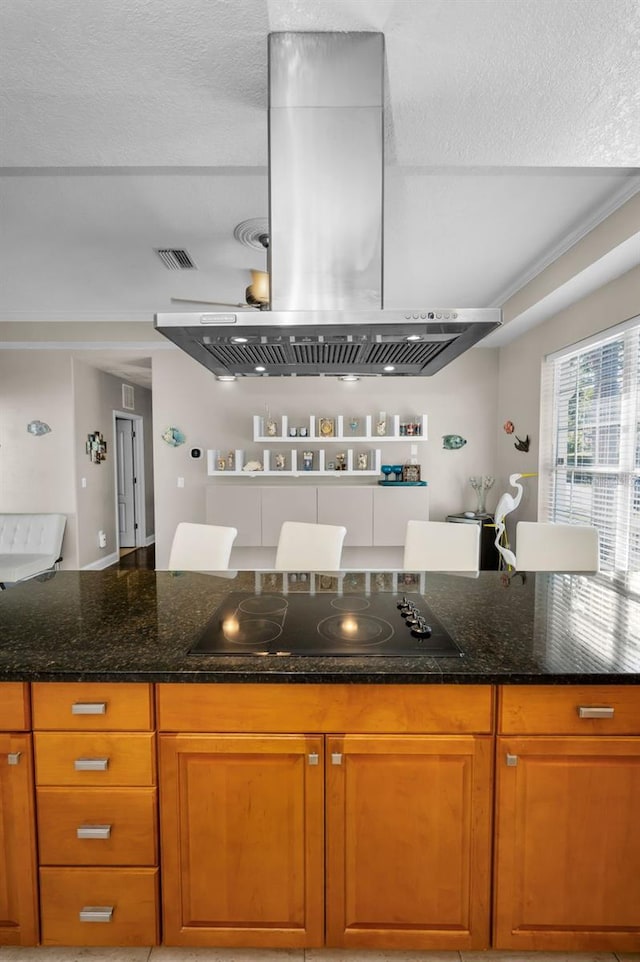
[383,365,395,372]
[255,366,266,373]
[339,375,360,382]
[231,336,248,344]
[216,375,236,382]
[406,334,422,341]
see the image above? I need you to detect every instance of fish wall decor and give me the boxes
[442,434,467,450]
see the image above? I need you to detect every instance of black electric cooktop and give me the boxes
[189,592,463,658]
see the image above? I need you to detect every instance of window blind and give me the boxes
[540,315,640,587]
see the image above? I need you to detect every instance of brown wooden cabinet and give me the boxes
[494,685,640,952]
[32,682,159,947]
[156,683,494,950]
[159,733,324,947]
[325,733,493,950]
[0,683,38,946]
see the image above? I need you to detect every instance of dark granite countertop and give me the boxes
[0,568,639,684]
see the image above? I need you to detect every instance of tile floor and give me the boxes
[0,948,639,961]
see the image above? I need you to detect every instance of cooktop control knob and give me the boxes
[411,618,433,640]
[396,595,409,609]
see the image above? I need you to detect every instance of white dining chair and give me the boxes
[515,521,600,572]
[403,520,481,573]
[168,522,238,571]
[274,521,347,571]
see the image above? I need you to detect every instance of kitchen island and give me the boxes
[1,569,639,953]
[0,567,638,682]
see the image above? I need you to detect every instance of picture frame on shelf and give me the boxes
[402,464,421,483]
[319,417,335,437]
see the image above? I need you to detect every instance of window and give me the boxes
[540,315,640,579]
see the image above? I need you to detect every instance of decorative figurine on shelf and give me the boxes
[376,411,387,436]
[216,456,226,471]
[275,453,286,470]
[493,472,537,570]
[302,451,314,471]
[227,451,234,471]
[242,460,263,472]
[469,475,494,515]
[357,452,368,470]
[266,418,277,437]
[349,417,360,434]
[335,452,346,470]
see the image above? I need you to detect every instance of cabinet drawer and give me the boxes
[37,787,157,866]
[40,867,159,946]
[157,683,494,734]
[499,685,640,735]
[34,732,156,786]
[0,682,30,730]
[32,682,153,730]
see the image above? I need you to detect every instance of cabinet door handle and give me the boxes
[72,702,107,715]
[578,706,615,719]
[331,752,343,765]
[7,752,22,765]
[74,757,109,772]
[308,752,319,766]
[506,753,518,767]
[77,824,112,840]
[79,906,114,923]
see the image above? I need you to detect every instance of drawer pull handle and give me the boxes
[331,752,343,766]
[74,757,109,772]
[77,824,112,840]
[79,906,113,923]
[72,702,107,715]
[578,706,615,719]
[308,752,319,766]
[7,752,22,765]
[506,753,519,767]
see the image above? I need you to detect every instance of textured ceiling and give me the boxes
[0,0,639,373]
[2,0,639,167]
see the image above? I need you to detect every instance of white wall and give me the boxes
[152,346,500,566]
[0,351,78,566]
[72,359,154,568]
[495,263,640,527]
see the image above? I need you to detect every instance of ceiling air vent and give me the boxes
[154,248,196,270]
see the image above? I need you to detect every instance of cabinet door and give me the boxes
[494,736,640,952]
[159,733,324,947]
[317,487,373,546]
[0,734,38,945]
[206,485,261,547]
[326,734,492,950]
[261,487,317,546]
[373,486,429,546]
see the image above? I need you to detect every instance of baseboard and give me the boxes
[82,551,119,571]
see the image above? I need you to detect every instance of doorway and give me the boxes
[114,412,146,552]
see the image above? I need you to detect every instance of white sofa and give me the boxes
[0,514,67,587]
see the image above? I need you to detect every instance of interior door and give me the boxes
[116,418,136,548]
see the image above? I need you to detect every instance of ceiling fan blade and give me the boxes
[170,297,246,308]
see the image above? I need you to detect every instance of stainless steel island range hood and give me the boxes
[155,32,501,377]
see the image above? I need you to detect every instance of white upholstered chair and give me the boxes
[515,521,600,572]
[168,522,238,571]
[403,520,481,573]
[274,521,347,571]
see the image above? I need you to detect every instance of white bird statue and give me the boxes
[493,472,536,570]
